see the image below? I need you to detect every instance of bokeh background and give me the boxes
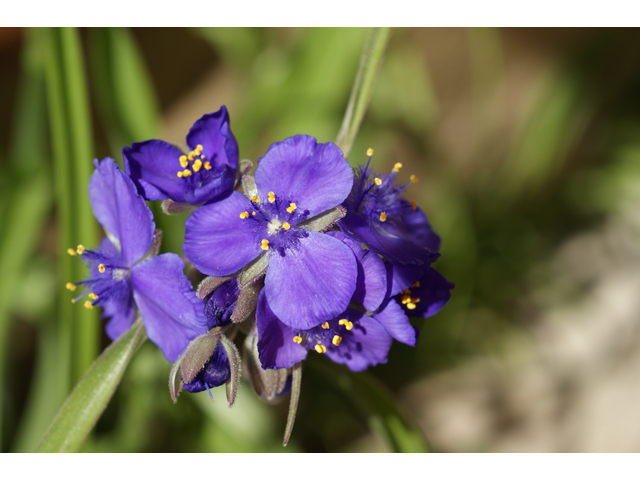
[2,27,640,452]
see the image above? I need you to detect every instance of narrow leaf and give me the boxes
[35,320,147,453]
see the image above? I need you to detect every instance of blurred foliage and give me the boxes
[2,27,640,452]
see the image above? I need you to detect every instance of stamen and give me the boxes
[196,144,203,153]
[268,191,275,203]
[332,335,342,346]
[286,202,296,213]
[314,344,327,354]
[407,303,417,310]
[240,211,249,219]
[76,245,85,255]
[380,212,387,222]
[321,322,330,329]
[412,281,420,288]
[293,336,303,344]
[410,174,418,183]
[261,239,269,251]
[177,171,183,178]
[338,319,353,330]
[393,162,403,172]
[250,196,260,203]
[71,299,76,304]
[83,301,93,310]
[179,155,188,168]
[374,177,382,186]
[88,293,98,300]
[410,200,417,210]
[401,295,411,304]
[98,264,106,273]
[188,151,196,161]
[67,248,77,256]
[252,212,256,216]
[192,159,202,172]
[65,283,76,291]
[367,147,374,156]
[282,222,291,231]
[182,169,192,177]
[204,161,212,170]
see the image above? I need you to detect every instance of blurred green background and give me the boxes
[2,27,640,452]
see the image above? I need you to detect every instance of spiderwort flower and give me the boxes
[68,158,207,362]
[395,267,454,318]
[184,135,357,330]
[123,107,239,205]
[255,232,418,372]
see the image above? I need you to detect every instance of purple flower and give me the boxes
[255,232,418,372]
[184,135,357,330]
[203,278,240,329]
[394,267,455,318]
[123,107,238,205]
[69,158,207,362]
[181,342,231,396]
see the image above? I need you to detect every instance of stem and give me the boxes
[335,27,391,159]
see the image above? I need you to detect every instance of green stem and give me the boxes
[36,320,147,453]
[335,27,391,159]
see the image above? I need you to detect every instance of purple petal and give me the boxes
[254,135,353,217]
[325,311,392,372]
[183,191,263,276]
[123,140,190,203]
[183,164,236,205]
[264,231,357,330]
[185,107,239,172]
[131,253,208,362]
[101,278,136,341]
[256,290,308,369]
[373,298,417,346]
[399,267,454,318]
[387,262,433,297]
[89,157,155,266]
[326,231,388,312]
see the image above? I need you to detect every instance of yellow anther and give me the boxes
[196,144,203,153]
[332,335,342,346]
[240,211,249,219]
[261,239,269,251]
[67,248,77,256]
[410,200,417,210]
[374,177,382,186]
[179,155,188,168]
[282,222,291,231]
[367,148,374,156]
[188,151,196,161]
[182,169,192,177]
[71,299,76,304]
[339,319,353,330]
[393,162,403,172]
[314,344,327,354]
[402,295,411,304]
[286,202,297,213]
[293,336,303,344]
[407,303,417,310]
[410,174,418,183]
[83,301,94,310]
[321,322,330,330]
[193,159,202,172]
[76,245,85,255]
[88,293,98,300]
[177,171,183,178]
[412,281,420,288]
[252,212,256,216]
[66,283,76,292]
[204,161,212,170]
[380,212,387,222]
[98,264,106,273]
[268,191,275,203]
[250,195,260,203]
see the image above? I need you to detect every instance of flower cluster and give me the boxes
[67,107,453,444]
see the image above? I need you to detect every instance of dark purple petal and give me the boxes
[325,311,392,372]
[185,107,239,172]
[89,157,155,266]
[264,231,357,330]
[123,140,190,203]
[399,267,454,318]
[386,261,433,297]
[254,135,353,217]
[101,277,135,341]
[183,191,263,276]
[327,231,387,312]
[373,298,417,346]
[339,212,434,266]
[183,164,236,205]
[131,253,208,362]
[256,290,308,370]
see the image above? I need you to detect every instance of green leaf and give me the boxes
[310,359,430,453]
[36,320,147,453]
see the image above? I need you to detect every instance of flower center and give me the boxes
[176,144,214,184]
